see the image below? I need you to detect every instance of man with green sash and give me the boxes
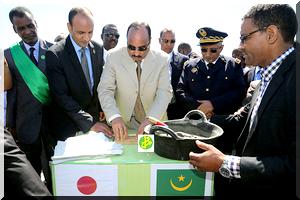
[4,6,53,192]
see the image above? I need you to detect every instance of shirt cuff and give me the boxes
[225,155,241,179]
[108,114,122,124]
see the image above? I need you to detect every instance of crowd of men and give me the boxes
[2,4,297,198]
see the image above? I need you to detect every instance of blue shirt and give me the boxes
[70,36,94,88]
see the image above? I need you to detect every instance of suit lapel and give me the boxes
[38,40,49,72]
[236,81,261,145]
[243,51,295,150]
[121,49,138,87]
[141,50,156,90]
[89,41,101,94]
[198,59,208,74]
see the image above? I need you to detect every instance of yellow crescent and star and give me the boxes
[169,174,192,191]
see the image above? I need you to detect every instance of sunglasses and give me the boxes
[127,43,149,51]
[104,33,120,39]
[161,39,176,44]
[201,48,219,53]
[240,27,266,43]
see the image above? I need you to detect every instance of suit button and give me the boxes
[206,88,209,92]
[225,76,228,80]
[207,76,210,79]
[191,79,194,82]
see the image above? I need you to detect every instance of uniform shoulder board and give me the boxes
[220,55,227,63]
[183,59,190,69]
[234,58,241,64]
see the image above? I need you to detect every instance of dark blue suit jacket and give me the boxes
[177,56,246,115]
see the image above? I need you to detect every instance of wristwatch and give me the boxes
[218,157,232,178]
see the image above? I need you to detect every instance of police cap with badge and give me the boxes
[196,27,228,46]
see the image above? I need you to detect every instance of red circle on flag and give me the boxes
[77,176,97,195]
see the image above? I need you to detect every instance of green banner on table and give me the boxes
[156,169,205,196]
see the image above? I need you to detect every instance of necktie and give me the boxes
[133,61,146,123]
[29,47,38,66]
[207,63,214,69]
[80,48,92,94]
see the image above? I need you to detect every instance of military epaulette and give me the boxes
[234,58,241,64]
[183,59,190,69]
[183,57,200,69]
[220,55,227,63]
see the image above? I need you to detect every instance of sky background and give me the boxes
[0,0,298,57]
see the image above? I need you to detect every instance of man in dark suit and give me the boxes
[46,7,112,143]
[4,6,52,190]
[189,4,297,198]
[177,27,246,118]
[4,129,52,198]
[159,28,188,119]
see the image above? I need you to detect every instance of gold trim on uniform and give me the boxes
[191,67,198,73]
[234,58,241,64]
[199,28,207,37]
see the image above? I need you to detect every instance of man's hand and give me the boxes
[189,140,224,172]
[90,122,113,137]
[136,119,151,135]
[197,100,214,118]
[112,117,128,141]
[99,112,106,122]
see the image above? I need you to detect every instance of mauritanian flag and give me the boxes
[151,164,213,196]
[52,164,118,196]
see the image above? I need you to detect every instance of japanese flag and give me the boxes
[53,164,118,196]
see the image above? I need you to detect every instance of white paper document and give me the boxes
[51,131,123,164]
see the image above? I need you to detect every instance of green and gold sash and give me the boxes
[10,42,50,104]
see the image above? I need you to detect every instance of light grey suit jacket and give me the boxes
[98,47,172,127]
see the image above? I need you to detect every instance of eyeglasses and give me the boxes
[161,39,176,44]
[240,27,266,43]
[201,48,219,53]
[127,43,149,51]
[104,33,120,39]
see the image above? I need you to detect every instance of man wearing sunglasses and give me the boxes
[100,24,119,62]
[159,28,188,119]
[177,27,246,118]
[98,22,172,141]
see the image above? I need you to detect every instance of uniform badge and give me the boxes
[234,58,241,64]
[191,67,198,73]
[199,28,207,37]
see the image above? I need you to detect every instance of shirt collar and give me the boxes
[23,40,40,52]
[204,56,220,66]
[70,35,88,52]
[260,46,294,82]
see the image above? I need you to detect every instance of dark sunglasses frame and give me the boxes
[104,33,120,39]
[127,43,149,51]
[201,48,218,53]
[161,39,176,44]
